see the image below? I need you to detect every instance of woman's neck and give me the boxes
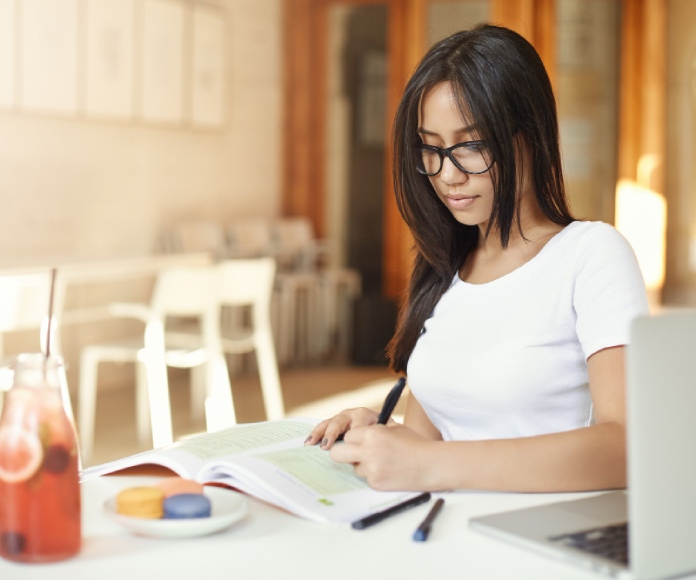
[461,197,565,284]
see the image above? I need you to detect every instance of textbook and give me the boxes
[81,418,421,524]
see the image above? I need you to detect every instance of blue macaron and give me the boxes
[162,493,212,519]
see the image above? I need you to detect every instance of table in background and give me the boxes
[2,475,614,580]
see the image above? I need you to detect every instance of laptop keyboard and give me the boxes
[548,522,629,565]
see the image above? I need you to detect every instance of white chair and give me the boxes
[226,219,322,367]
[317,269,362,362]
[78,266,234,462]
[192,258,286,422]
[161,221,228,259]
[226,219,276,259]
[269,219,327,365]
[273,271,323,366]
[271,217,329,272]
[0,272,73,424]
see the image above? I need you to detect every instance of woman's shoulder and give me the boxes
[561,219,621,237]
[558,220,642,276]
[556,220,632,250]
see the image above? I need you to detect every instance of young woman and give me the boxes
[306,24,649,493]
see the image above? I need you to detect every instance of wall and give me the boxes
[665,0,696,303]
[0,0,283,393]
[0,0,283,263]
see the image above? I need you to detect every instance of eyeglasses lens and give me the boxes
[416,142,491,176]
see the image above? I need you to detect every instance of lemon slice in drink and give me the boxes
[0,426,43,483]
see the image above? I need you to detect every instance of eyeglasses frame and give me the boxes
[414,140,493,176]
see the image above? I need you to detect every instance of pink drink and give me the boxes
[0,355,81,563]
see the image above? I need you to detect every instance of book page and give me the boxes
[176,420,314,459]
[81,418,317,481]
[206,445,421,524]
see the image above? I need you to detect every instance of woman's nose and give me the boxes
[439,155,468,185]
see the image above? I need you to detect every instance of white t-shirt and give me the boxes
[406,221,649,441]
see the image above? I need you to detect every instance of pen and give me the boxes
[376,376,407,425]
[412,497,445,542]
[351,492,431,530]
[336,376,407,442]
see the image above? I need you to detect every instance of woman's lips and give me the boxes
[444,195,477,211]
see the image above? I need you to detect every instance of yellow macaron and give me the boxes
[116,486,165,519]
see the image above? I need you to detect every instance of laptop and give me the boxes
[469,311,696,579]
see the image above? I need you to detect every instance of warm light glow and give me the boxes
[615,178,667,291]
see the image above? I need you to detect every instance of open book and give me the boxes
[81,418,421,524]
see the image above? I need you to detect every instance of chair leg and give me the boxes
[142,359,173,449]
[57,364,76,426]
[78,350,100,464]
[255,331,285,420]
[190,364,206,422]
[307,282,324,363]
[278,283,294,366]
[57,364,81,470]
[204,353,236,432]
[142,322,174,448]
[136,362,151,447]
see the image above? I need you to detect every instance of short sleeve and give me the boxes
[572,223,649,359]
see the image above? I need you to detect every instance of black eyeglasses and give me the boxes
[415,140,493,176]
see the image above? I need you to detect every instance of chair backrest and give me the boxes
[164,222,227,256]
[227,220,275,258]
[272,217,315,252]
[217,258,276,308]
[0,273,72,425]
[0,272,64,356]
[150,266,219,317]
[0,273,51,333]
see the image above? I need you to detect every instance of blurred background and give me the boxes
[0,0,693,462]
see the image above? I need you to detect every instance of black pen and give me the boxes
[351,492,431,530]
[336,377,406,442]
[376,376,407,424]
[412,497,445,541]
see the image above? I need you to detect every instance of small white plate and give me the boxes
[104,487,249,538]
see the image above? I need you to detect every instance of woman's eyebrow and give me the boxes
[417,125,478,137]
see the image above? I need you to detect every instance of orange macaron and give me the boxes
[154,477,205,498]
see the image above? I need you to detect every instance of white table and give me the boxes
[1,475,615,580]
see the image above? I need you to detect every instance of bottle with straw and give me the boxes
[0,268,81,563]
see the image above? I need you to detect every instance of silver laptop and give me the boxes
[470,311,696,579]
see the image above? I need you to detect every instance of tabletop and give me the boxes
[0,475,613,580]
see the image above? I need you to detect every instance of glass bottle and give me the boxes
[0,354,81,563]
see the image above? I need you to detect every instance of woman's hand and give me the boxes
[329,424,435,491]
[305,408,384,449]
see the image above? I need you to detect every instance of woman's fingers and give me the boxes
[304,408,379,449]
[319,415,353,449]
[305,417,341,446]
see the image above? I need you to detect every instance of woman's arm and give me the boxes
[403,391,443,441]
[330,346,627,492]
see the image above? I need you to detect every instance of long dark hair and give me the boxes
[387,24,574,373]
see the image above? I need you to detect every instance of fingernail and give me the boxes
[304,436,312,445]
[320,439,328,447]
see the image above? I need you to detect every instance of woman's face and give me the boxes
[418,82,495,229]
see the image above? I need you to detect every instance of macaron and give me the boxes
[116,486,165,519]
[162,493,212,519]
[154,477,205,498]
